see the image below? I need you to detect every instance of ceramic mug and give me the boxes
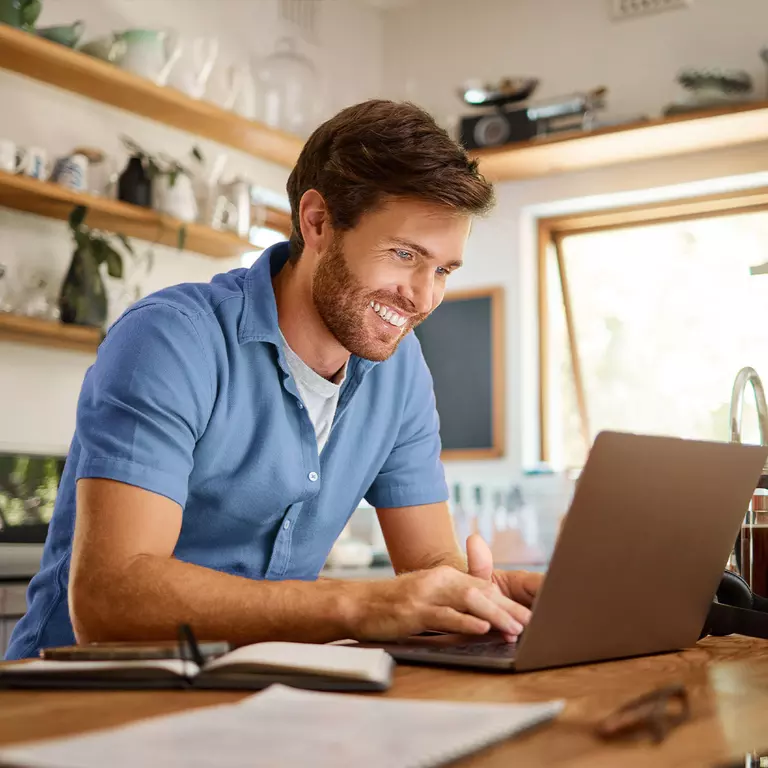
[0,139,20,173]
[17,146,50,180]
[51,153,89,192]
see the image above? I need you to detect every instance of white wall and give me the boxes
[383,0,768,127]
[380,0,768,515]
[0,0,383,454]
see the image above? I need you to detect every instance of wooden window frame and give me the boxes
[537,185,768,462]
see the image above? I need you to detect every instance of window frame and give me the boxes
[537,185,768,462]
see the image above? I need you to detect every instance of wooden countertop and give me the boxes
[1,636,767,766]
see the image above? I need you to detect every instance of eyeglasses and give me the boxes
[596,684,690,744]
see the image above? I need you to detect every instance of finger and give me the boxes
[501,631,520,643]
[466,533,494,580]
[465,587,524,635]
[477,583,533,627]
[426,606,491,636]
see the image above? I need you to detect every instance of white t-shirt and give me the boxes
[279,330,346,454]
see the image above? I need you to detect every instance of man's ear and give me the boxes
[299,189,331,254]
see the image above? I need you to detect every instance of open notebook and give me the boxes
[0,642,394,692]
[0,684,565,768]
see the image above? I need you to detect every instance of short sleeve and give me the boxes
[364,343,449,509]
[74,303,214,508]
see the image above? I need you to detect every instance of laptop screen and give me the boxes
[0,452,66,544]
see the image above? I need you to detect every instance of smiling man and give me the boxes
[7,100,541,660]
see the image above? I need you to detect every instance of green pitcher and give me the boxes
[0,0,42,31]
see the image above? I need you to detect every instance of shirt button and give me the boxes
[283,520,291,530]
[297,401,304,409]
[308,471,319,482]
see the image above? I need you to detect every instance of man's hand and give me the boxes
[345,566,531,641]
[466,533,544,640]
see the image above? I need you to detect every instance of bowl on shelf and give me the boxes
[458,76,539,108]
[36,20,85,48]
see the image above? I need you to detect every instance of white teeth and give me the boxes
[371,302,407,328]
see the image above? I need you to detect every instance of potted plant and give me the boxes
[58,205,136,329]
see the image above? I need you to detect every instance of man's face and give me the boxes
[312,199,471,362]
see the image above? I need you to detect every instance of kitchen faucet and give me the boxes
[729,367,768,446]
[728,367,768,576]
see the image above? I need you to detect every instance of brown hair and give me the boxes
[286,99,495,262]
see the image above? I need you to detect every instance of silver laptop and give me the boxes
[368,431,768,672]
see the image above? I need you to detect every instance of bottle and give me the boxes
[118,155,152,208]
[451,483,471,552]
[473,485,493,543]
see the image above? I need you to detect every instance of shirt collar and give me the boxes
[237,241,379,377]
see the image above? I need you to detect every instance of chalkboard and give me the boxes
[414,287,505,460]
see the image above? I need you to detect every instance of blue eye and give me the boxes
[436,266,449,276]
[394,249,413,261]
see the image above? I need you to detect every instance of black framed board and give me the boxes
[414,287,505,460]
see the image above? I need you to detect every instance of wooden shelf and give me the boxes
[0,313,100,353]
[472,101,768,181]
[0,171,289,260]
[0,25,303,168]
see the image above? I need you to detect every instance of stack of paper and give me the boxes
[0,684,564,767]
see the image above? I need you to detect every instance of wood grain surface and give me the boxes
[1,636,767,766]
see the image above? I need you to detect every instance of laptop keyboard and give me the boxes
[397,639,518,659]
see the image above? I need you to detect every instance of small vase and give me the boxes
[58,248,108,329]
[117,155,152,208]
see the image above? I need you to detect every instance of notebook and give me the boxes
[0,683,565,768]
[0,642,394,692]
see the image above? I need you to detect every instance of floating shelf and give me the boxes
[0,171,291,260]
[0,25,304,168]
[472,101,768,181]
[0,313,100,353]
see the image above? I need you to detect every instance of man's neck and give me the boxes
[273,259,350,381]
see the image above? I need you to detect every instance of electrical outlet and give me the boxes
[610,0,693,21]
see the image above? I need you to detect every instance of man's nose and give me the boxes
[403,270,435,316]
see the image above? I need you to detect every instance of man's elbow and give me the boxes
[68,563,127,644]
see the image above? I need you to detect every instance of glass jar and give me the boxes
[255,37,318,137]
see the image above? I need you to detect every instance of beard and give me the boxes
[312,235,430,362]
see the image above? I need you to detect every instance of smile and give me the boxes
[369,301,408,328]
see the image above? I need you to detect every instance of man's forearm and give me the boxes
[70,554,360,646]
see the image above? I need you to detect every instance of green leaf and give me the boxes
[115,233,134,255]
[68,205,88,232]
[177,225,187,251]
[145,248,155,273]
[87,237,109,267]
[104,245,124,279]
[168,168,179,188]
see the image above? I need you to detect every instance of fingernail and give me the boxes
[505,618,523,634]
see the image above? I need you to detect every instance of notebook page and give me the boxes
[0,683,565,768]
[203,641,393,682]
[0,659,195,677]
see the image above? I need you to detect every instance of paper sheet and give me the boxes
[0,684,564,768]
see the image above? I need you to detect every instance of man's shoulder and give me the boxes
[128,267,249,324]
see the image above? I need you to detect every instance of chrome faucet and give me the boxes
[729,367,768,446]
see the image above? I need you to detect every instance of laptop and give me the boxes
[366,431,768,672]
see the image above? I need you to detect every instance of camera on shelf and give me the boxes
[457,77,608,150]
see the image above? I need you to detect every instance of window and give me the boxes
[539,188,768,468]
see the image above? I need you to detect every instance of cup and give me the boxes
[17,147,50,181]
[741,491,768,598]
[51,153,89,192]
[0,140,20,173]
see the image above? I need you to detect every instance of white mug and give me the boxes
[52,153,89,192]
[17,147,50,181]
[0,140,19,173]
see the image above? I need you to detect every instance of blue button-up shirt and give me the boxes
[6,243,448,659]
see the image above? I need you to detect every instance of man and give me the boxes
[6,100,541,660]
